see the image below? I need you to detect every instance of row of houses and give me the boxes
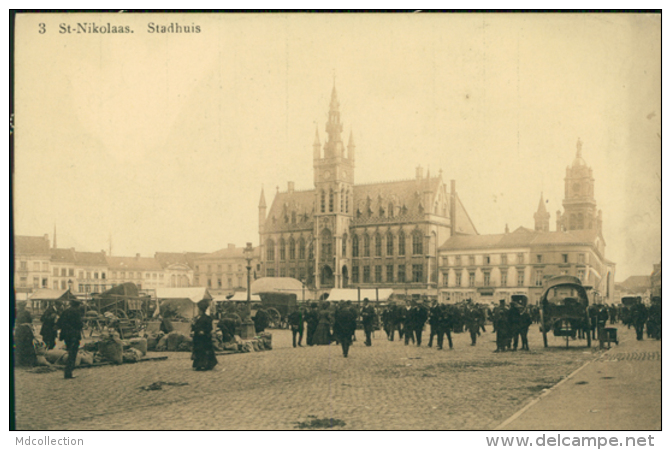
[14,235,261,298]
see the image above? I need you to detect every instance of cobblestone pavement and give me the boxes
[15,324,626,430]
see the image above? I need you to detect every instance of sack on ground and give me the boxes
[122,347,143,363]
[223,342,239,352]
[129,337,147,356]
[35,355,51,366]
[156,335,169,351]
[98,339,123,364]
[79,350,94,366]
[167,331,186,351]
[45,349,67,364]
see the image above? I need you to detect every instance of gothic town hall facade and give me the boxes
[258,86,477,297]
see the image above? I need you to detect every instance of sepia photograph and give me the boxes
[10,11,661,435]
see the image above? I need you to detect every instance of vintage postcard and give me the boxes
[11,11,661,438]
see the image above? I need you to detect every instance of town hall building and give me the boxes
[258,86,478,298]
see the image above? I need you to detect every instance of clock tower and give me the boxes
[313,84,355,289]
[561,139,600,232]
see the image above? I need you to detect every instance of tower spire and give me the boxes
[534,192,550,232]
[576,138,582,159]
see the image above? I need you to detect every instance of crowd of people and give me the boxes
[15,295,662,375]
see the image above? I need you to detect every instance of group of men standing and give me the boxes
[491,299,533,352]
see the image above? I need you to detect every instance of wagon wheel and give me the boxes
[128,310,145,321]
[266,307,282,328]
[539,309,548,348]
[115,310,128,320]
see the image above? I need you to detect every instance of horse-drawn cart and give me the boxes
[539,275,593,348]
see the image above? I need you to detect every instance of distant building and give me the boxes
[106,254,164,292]
[14,235,51,294]
[192,244,260,296]
[438,140,615,305]
[74,251,108,294]
[258,86,477,298]
[155,251,205,289]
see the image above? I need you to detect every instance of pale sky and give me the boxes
[13,13,661,280]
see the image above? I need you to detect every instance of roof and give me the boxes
[196,246,259,261]
[154,252,206,269]
[15,235,50,255]
[327,288,394,302]
[263,175,478,234]
[155,287,212,302]
[95,282,142,298]
[107,256,163,271]
[74,251,108,267]
[251,277,304,294]
[50,248,76,264]
[439,227,600,251]
[29,288,77,301]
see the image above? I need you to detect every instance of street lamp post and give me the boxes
[241,242,256,339]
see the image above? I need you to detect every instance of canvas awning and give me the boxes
[28,289,78,302]
[327,288,394,302]
[154,288,213,319]
[213,292,261,302]
[251,277,304,294]
[156,287,212,303]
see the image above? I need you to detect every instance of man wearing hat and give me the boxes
[360,298,376,347]
[305,302,320,346]
[57,299,84,379]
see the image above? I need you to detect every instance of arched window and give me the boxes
[342,233,348,257]
[398,231,406,256]
[329,189,334,212]
[386,233,394,256]
[320,190,326,213]
[321,229,333,258]
[266,238,275,261]
[288,237,296,260]
[298,238,306,260]
[279,238,286,261]
[345,189,349,213]
[412,231,423,255]
[379,206,385,218]
[577,213,584,229]
[569,214,577,230]
[341,188,345,212]
[291,211,296,224]
[388,203,394,218]
[363,234,371,257]
[375,233,382,256]
[352,234,359,257]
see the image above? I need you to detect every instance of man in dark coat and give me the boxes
[437,304,455,350]
[57,300,84,379]
[287,306,305,348]
[508,302,523,351]
[389,304,403,341]
[360,299,377,346]
[427,300,442,348]
[333,302,357,357]
[305,303,320,346]
[493,299,510,352]
[630,300,648,341]
[253,307,270,334]
[403,301,415,345]
[465,303,481,346]
[40,304,59,350]
[412,301,429,346]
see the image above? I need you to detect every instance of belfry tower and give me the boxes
[312,84,355,289]
[560,139,601,232]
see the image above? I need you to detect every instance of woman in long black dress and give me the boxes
[312,302,333,345]
[40,304,58,350]
[15,308,37,367]
[191,300,218,371]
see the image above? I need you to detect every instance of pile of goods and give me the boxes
[144,328,273,354]
[33,331,149,368]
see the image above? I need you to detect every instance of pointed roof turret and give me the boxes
[537,192,547,214]
[313,126,321,146]
[329,82,340,112]
[258,186,266,209]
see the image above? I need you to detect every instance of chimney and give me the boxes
[135,253,140,259]
[416,166,423,180]
[288,181,295,193]
[505,224,510,233]
[228,243,235,249]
